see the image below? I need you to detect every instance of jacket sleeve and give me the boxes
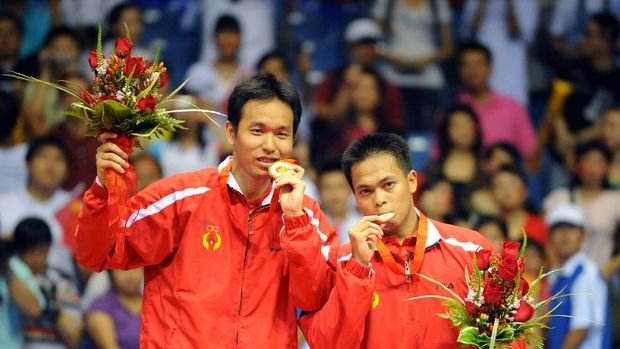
[75,178,183,271]
[280,199,339,311]
[299,259,375,349]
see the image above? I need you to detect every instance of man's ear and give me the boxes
[408,170,418,194]
[225,121,235,146]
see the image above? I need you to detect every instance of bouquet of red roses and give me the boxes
[414,236,559,349]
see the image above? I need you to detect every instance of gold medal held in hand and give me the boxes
[378,212,395,222]
[268,160,296,179]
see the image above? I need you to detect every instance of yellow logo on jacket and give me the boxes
[203,224,222,251]
[372,292,380,309]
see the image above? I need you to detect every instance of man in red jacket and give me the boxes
[299,133,503,348]
[76,74,337,348]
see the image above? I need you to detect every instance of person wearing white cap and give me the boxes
[546,203,610,349]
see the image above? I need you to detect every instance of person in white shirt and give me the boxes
[0,136,74,280]
[0,91,27,194]
[546,203,610,349]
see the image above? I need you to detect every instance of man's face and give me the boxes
[350,153,417,234]
[226,99,294,180]
[0,19,21,60]
[111,268,143,297]
[319,170,352,217]
[28,145,68,191]
[577,150,609,187]
[259,57,289,82]
[550,225,584,260]
[459,51,491,91]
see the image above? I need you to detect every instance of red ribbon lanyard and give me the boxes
[375,212,428,276]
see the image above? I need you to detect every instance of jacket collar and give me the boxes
[218,156,275,207]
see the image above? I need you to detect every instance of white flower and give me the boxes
[96,60,109,75]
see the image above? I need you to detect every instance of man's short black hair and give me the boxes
[227,73,302,135]
[214,14,241,35]
[26,135,72,166]
[42,26,82,50]
[341,133,412,188]
[458,41,493,64]
[12,217,53,254]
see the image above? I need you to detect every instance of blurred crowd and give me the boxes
[0,0,619,348]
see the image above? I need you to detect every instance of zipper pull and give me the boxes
[404,260,411,275]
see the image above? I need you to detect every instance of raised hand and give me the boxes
[95,132,129,187]
[349,216,385,267]
[273,163,306,217]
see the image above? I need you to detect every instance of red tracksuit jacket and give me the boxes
[75,158,337,348]
[299,217,518,349]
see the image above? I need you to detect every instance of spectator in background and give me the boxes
[544,140,620,269]
[0,91,27,194]
[200,0,275,70]
[0,136,75,280]
[316,162,361,244]
[546,203,610,349]
[131,153,162,192]
[312,18,404,130]
[12,218,82,349]
[467,142,523,217]
[312,66,400,170]
[0,238,44,349]
[0,9,36,95]
[600,107,620,189]
[462,0,538,106]
[457,41,536,158]
[417,176,456,224]
[103,2,152,61]
[18,27,82,142]
[151,97,221,177]
[425,104,483,220]
[548,0,620,63]
[605,224,620,349]
[551,13,620,168]
[50,73,98,191]
[86,268,142,349]
[473,215,508,252]
[185,14,250,113]
[491,165,548,246]
[373,0,454,132]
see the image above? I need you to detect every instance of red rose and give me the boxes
[115,38,133,57]
[514,301,535,322]
[88,50,98,70]
[483,279,503,305]
[476,249,492,270]
[136,95,156,113]
[80,91,95,106]
[519,278,530,297]
[498,256,519,281]
[158,71,168,88]
[500,241,520,260]
[465,301,476,317]
[124,56,145,77]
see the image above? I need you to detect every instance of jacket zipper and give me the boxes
[235,205,268,346]
[235,215,252,346]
